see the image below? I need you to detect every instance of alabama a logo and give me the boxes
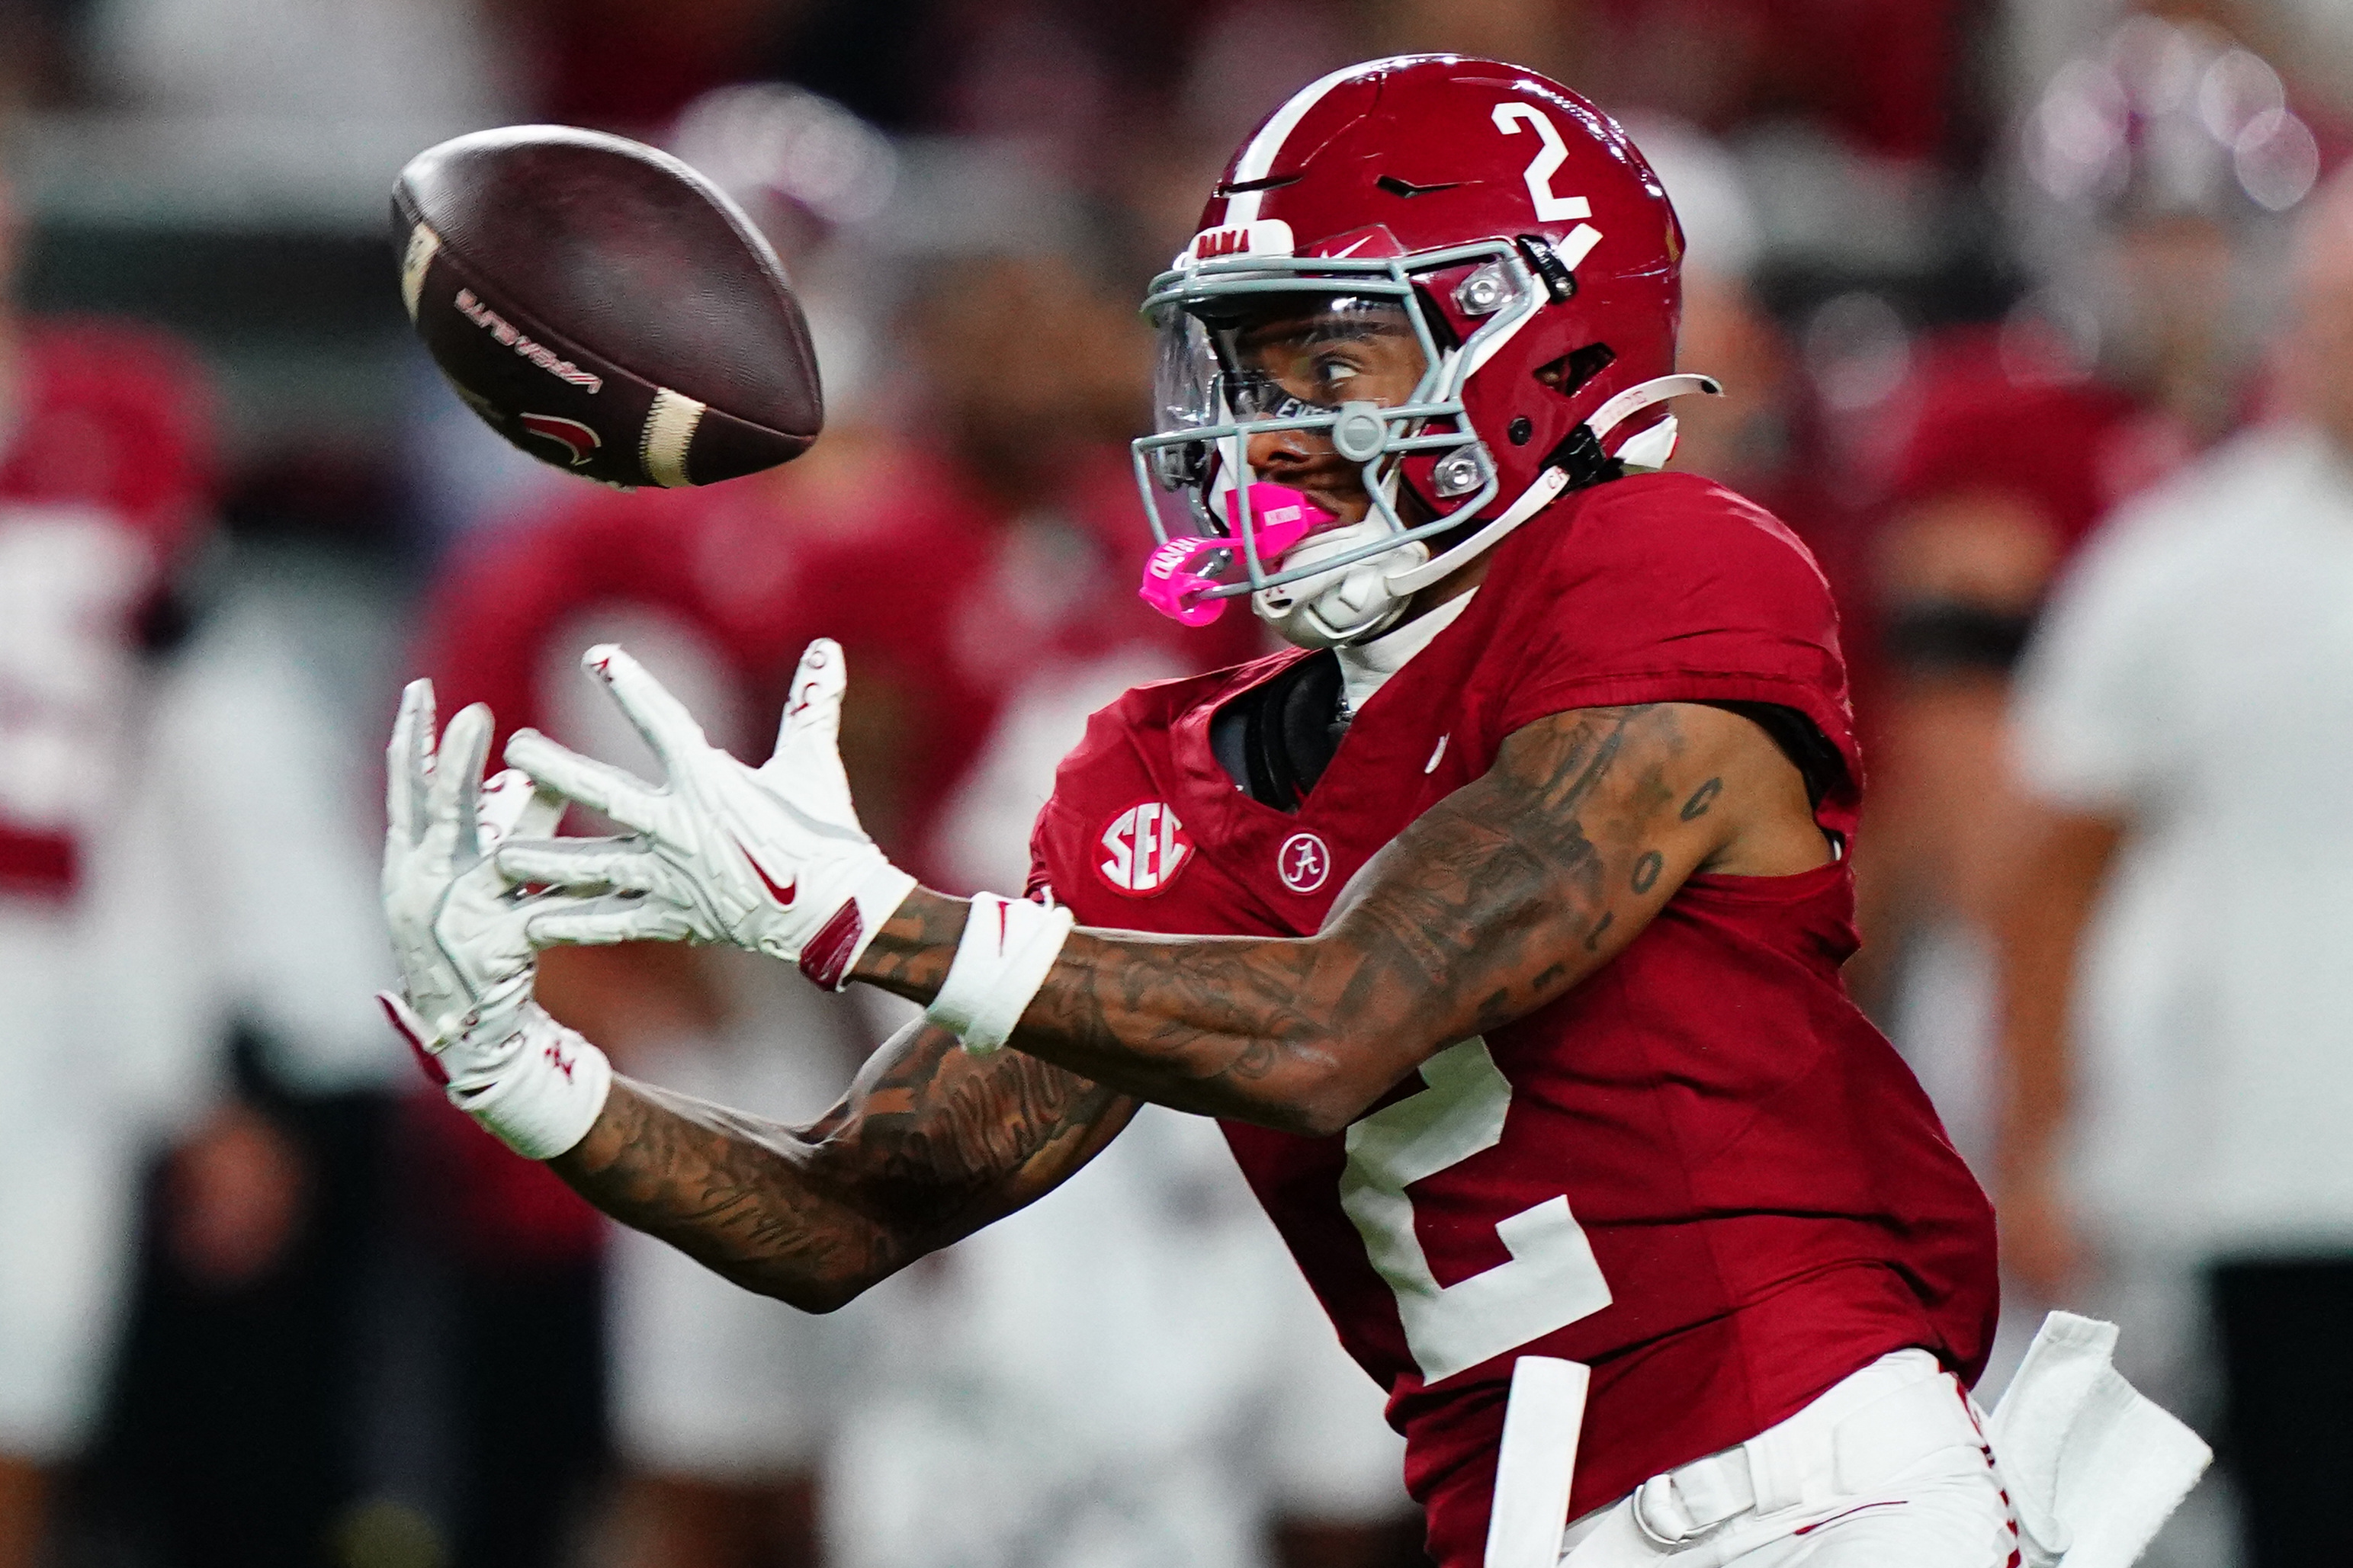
[1277,831,1331,893]
[1098,800,1193,896]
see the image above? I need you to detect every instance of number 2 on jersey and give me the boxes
[1340,1037,1612,1384]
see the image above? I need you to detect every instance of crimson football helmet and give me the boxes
[1133,54,1718,646]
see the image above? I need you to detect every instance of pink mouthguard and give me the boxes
[1138,483,1337,625]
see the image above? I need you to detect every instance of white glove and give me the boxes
[379,679,611,1159]
[381,680,560,1045]
[498,640,918,989]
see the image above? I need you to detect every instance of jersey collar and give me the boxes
[1336,589,1477,717]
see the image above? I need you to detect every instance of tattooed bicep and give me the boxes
[1321,704,1788,1037]
[1484,702,1815,886]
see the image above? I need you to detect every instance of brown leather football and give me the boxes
[393,125,822,489]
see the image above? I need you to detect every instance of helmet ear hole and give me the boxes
[1534,343,1616,398]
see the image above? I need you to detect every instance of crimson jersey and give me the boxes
[0,320,213,898]
[1026,473,1998,1566]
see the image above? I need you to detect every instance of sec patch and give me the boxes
[1097,800,1193,896]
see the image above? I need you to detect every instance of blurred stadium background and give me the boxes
[2,2,2351,1566]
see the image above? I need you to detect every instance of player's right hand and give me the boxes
[496,640,918,990]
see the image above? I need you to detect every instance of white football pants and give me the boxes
[1558,1352,2018,1568]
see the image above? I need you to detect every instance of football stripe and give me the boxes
[641,387,707,487]
[401,221,442,322]
[1222,63,1369,225]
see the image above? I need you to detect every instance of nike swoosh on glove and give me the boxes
[380,680,565,1047]
[497,640,918,990]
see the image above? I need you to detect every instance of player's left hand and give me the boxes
[380,679,567,1048]
[497,640,918,990]
[380,680,621,1161]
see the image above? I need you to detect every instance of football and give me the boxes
[393,125,823,489]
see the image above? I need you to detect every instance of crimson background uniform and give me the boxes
[0,319,213,897]
[1026,473,1998,1566]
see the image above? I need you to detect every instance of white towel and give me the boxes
[1985,1311,2213,1568]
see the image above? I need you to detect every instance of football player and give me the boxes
[0,164,218,1568]
[384,57,2019,1566]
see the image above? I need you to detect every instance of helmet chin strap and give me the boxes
[1250,374,1722,649]
[1383,373,1722,598]
[1583,374,1722,452]
[1383,464,1568,598]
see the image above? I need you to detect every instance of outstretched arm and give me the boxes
[854,701,1828,1137]
[551,1016,1138,1311]
[377,671,1138,1311]
[500,646,1828,1143]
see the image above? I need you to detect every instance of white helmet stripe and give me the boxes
[1223,63,1373,225]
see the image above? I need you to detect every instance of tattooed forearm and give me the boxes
[851,893,964,998]
[549,1019,1135,1310]
[854,702,1820,1137]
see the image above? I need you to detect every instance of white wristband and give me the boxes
[926,893,1076,1057]
[442,1004,613,1159]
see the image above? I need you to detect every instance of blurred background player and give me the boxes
[0,156,217,1568]
[2,193,422,1568]
[1847,11,2317,1192]
[1998,164,2353,1568]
